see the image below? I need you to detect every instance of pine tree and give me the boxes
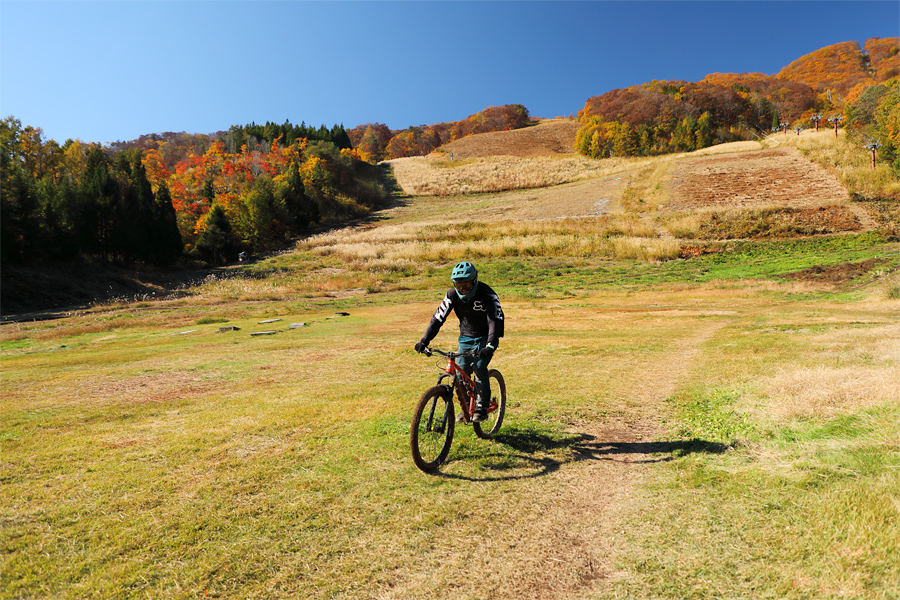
[196,204,234,266]
[203,178,216,205]
[79,145,118,261]
[152,183,183,265]
[279,160,317,230]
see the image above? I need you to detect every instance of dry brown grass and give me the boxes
[436,118,582,159]
[297,216,680,265]
[386,128,892,250]
[768,129,900,200]
[739,317,900,425]
[387,154,652,197]
[663,204,865,240]
[763,364,900,420]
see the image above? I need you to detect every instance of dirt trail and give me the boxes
[458,175,632,222]
[378,317,731,600]
[526,319,727,598]
[477,318,729,599]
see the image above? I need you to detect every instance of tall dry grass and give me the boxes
[761,322,900,420]
[776,130,900,200]
[763,365,899,420]
[297,216,679,265]
[387,155,651,196]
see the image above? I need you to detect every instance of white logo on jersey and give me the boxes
[472,301,486,312]
[488,293,504,320]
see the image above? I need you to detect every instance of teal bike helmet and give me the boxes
[451,261,479,300]
[451,261,477,282]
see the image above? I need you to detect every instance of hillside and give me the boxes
[576,38,898,161]
[436,118,581,159]
[4,37,898,317]
[777,37,899,97]
[6,118,898,318]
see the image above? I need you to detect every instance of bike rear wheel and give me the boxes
[410,386,455,472]
[473,369,506,439]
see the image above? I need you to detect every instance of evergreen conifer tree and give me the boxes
[151,183,183,265]
[196,204,234,266]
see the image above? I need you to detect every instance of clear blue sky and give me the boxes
[2,1,897,145]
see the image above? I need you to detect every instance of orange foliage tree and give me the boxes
[349,123,394,163]
[384,126,443,158]
[348,106,530,163]
[866,37,900,81]
[777,41,874,99]
[576,38,898,160]
[142,133,386,258]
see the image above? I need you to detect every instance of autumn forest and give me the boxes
[2,38,897,269]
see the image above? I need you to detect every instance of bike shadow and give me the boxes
[438,426,728,482]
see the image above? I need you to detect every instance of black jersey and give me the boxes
[422,282,504,348]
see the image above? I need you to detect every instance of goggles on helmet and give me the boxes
[453,280,475,295]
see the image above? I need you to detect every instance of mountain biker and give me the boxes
[414,261,504,422]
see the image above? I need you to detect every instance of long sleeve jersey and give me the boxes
[421,282,505,348]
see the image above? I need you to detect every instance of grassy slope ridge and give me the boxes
[1,126,899,599]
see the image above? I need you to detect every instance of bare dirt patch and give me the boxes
[667,147,849,210]
[780,258,881,284]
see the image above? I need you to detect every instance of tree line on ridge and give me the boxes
[1,37,897,271]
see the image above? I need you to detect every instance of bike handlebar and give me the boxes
[421,346,478,359]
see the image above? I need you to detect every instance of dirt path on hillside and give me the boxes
[460,175,633,221]
[415,318,731,600]
[513,318,727,599]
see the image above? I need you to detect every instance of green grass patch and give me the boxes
[617,402,900,599]
[2,188,898,598]
[474,233,896,296]
[668,387,757,446]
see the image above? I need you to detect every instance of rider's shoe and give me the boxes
[472,406,488,422]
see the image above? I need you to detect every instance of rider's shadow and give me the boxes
[439,426,728,481]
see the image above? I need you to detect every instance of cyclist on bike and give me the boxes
[414,261,504,422]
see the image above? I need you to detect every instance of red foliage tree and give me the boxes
[348,123,394,163]
[384,126,443,159]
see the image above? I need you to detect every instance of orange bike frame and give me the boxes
[437,355,496,422]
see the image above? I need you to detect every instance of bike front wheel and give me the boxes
[473,369,506,439]
[410,386,455,472]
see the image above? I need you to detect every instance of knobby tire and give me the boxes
[473,369,506,439]
[410,386,455,472]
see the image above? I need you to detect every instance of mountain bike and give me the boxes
[410,347,506,472]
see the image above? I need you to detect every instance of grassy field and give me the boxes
[2,132,899,599]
